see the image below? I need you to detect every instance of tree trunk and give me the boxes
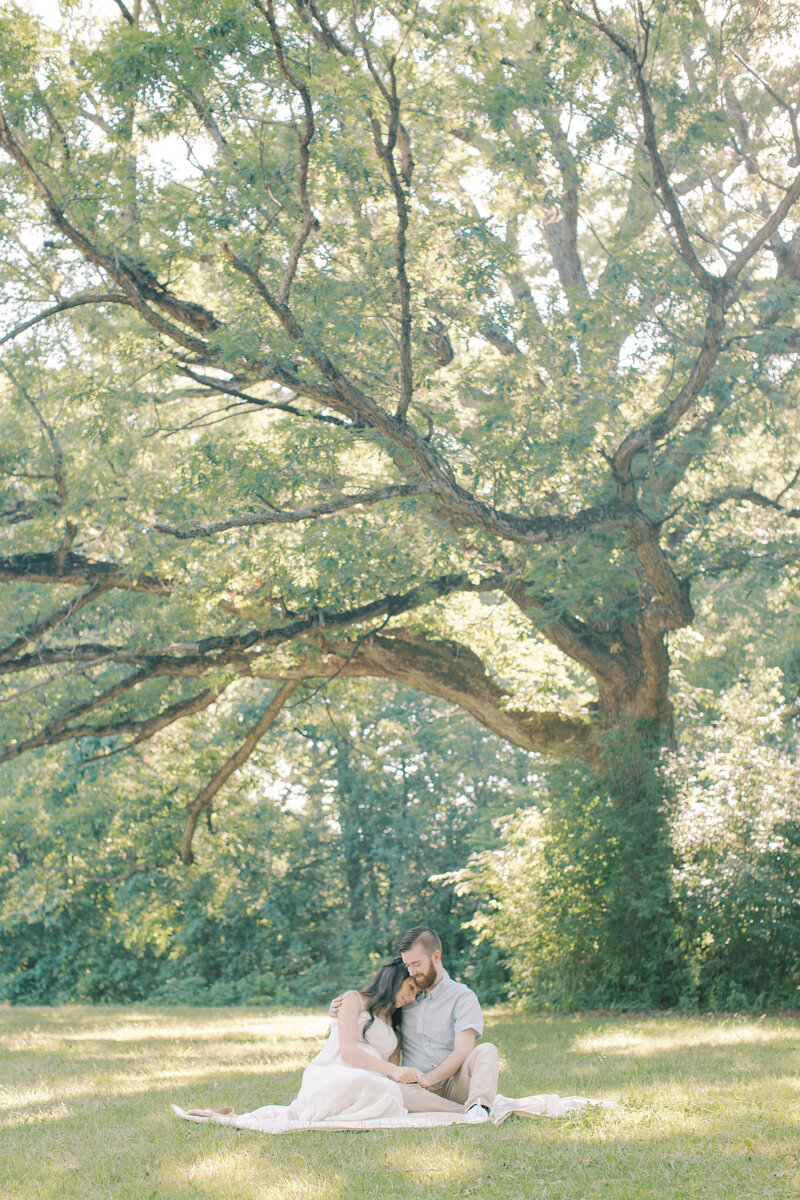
[333,739,368,930]
[569,723,684,1006]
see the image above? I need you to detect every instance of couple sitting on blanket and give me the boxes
[326,924,499,1124]
[186,924,499,1129]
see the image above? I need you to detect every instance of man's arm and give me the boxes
[417,1029,476,1089]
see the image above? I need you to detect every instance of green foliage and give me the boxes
[669,669,800,1011]
[0,682,529,1005]
[1,0,799,1015]
[457,732,685,1011]
[456,666,800,1012]
[0,894,160,1004]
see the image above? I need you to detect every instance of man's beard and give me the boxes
[414,963,438,991]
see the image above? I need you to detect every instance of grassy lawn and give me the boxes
[1,1004,798,1199]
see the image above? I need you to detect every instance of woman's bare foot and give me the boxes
[186,1106,235,1117]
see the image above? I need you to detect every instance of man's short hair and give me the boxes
[396,925,442,956]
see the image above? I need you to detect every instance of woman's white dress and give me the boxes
[172,1007,619,1133]
[276,1009,406,1124]
[173,1008,447,1133]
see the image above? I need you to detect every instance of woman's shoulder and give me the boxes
[340,989,366,1011]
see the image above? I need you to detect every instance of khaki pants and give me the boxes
[398,1042,500,1114]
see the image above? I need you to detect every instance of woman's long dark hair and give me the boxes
[361,956,413,1037]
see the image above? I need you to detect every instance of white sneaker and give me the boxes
[464,1103,490,1124]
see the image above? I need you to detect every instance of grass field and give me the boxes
[1,1004,798,1199]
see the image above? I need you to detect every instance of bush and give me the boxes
[668,670,800,1010]
[458,670,800,1013]
[457,732,685,1011]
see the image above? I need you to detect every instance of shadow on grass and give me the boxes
[0,1061,308,1127]
[153,1104,800,1200]
[487,1012,800,1095]
[0,1003,328,1045]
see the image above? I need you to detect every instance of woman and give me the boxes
[174,957,464,1132]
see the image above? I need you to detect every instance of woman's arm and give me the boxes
[337,992,422,1084]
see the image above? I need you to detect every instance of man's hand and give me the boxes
[417,1029,477,1090]
[328,994,344,1018]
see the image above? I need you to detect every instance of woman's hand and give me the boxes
[389,1065,426,1085]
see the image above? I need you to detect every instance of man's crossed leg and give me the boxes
[398,1042,499,1117]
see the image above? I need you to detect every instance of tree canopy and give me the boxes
[1,0,799,871]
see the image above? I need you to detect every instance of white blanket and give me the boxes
[171,1092,618,1133]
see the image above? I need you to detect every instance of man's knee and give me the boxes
[471,1041,499,1068]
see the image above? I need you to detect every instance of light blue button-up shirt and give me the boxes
[400,969,484,1073]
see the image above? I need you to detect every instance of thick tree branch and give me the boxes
[0,666,153,764]
[155,482,435,537]
[176,367,349,426]
[80,681,231,764]
[628,513,694,632]
[615,146,800,488]
[0,292,130,348]
[184,571,509,660]
[0,582,111,664]
[614,295,726,482]
[699,483,800,519]
[181,678,301,863]
[0,551,170,593]
[0,568,507,702]
[111,0,136,24]
[290,631,597,760]
[364,57,414,420]
[503,579,632,692]
[0,106,218,352]
[0,681,230,766]
[505,558,688,734]
[0,570,499,683]
[5,565,626,771]
[291,0,352,56]
[723,170,800,284]
[0,652,234,763]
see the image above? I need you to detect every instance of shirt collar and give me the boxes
[421,968,451,999]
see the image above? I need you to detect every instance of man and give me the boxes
[332,924,499,1123]
[395,925,498,1123]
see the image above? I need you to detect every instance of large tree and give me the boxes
[1,0,799,869]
